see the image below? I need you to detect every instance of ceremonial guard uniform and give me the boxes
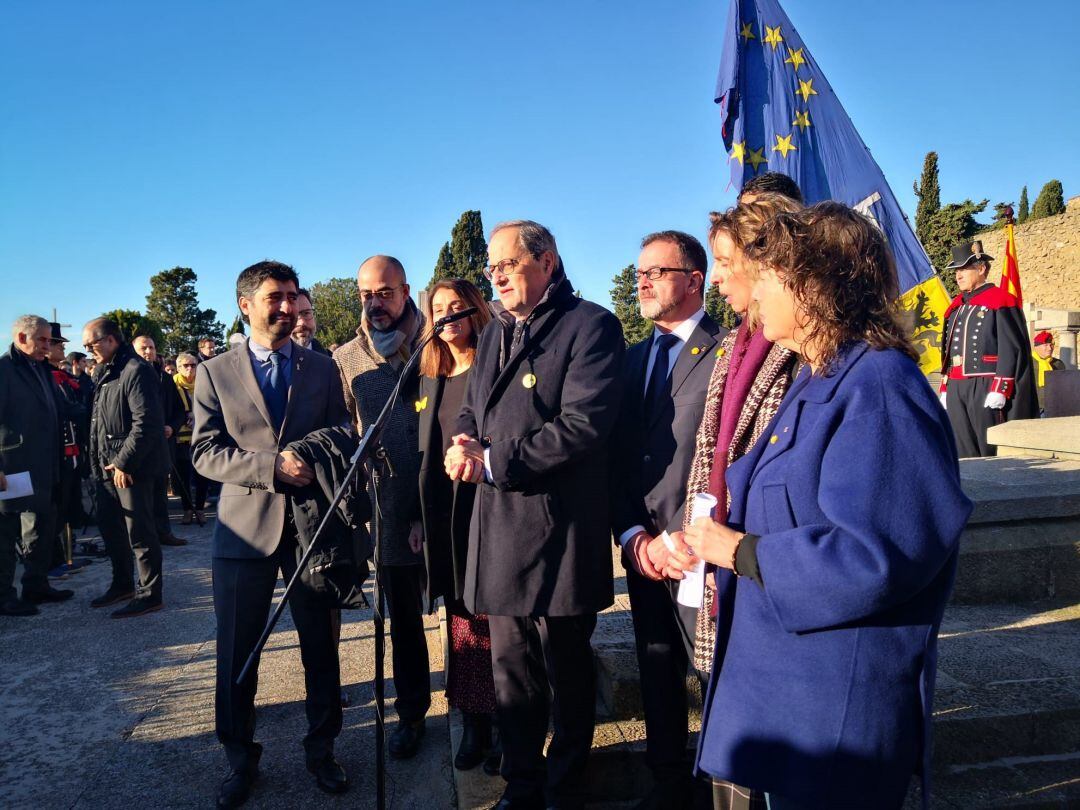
[939,241,1037,457]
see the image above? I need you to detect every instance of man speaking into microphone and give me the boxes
[193,260,352,807]
[445,221,624,809]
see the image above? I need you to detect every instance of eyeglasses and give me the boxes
[483,258,527,281]
[359,285,403,302]
[178,363,197,368]
[636,266,695,281]
[83,336,105,352]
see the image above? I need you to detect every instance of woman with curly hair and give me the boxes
[669,202,972,809]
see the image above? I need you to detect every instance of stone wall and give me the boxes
[972,196,1080,310]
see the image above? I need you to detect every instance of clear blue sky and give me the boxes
[3,0,1077,339]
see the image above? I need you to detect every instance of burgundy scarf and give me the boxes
[707,323,773,509]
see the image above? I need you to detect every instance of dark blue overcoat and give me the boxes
[696,343,972,808]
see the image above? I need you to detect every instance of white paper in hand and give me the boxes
[0,472,34,501]
[677,493,716,608]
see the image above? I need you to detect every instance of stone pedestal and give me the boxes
[987,415,1080,459]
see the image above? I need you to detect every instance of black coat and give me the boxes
[0,344,60,513]
[417,372,477,612]
[89,344,170,480]
[456,276,625,617]
[610,314,724,541]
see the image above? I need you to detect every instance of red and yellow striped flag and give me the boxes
[999,223,1022,304]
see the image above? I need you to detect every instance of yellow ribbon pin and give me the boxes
[716,348,726,359]
[414,396,428,413]
[522,373,537,389]
[691,346,701,356]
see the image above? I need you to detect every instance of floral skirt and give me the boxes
[445,608,497,714]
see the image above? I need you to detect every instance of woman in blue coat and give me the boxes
[668,202,972,808]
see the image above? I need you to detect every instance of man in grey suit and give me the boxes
[0,314,73,616]
[192,261,352,808]
[609,231,725,809]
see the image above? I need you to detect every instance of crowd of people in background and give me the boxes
[1,171,1073,810]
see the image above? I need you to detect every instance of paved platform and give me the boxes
[0,510,456,810]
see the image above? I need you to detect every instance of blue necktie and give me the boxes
[265,351,288,431]
[644,333,679,419]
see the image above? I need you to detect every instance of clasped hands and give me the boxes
[627,517,745,581]
[443,434,486,484]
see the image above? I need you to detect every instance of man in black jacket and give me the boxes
[446,220,625,809]
[610,232,724,808]
[83,318,170,617]
[0,315,73,615]
[133,335,187,547]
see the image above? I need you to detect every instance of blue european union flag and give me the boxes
[715,0,950,373]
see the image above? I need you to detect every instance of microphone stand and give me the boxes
[236,313,462,810]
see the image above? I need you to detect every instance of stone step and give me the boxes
[953,458,1080,605]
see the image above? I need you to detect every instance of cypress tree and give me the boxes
[1018,186,1029,223]
[923,199,988,298]
[610,264,651,345]
[431,242,453,284]
[1031,180,1066,220]
[912,151,941,248]
[449,210,492,300]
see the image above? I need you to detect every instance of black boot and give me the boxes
[455,712,491,771]
[483,715,502,776]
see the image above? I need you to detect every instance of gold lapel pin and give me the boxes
[522,373,537,389]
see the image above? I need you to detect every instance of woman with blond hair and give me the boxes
[670,203,971,808]
[416,278,500,772]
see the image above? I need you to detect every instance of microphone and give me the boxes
[434,307,478,328]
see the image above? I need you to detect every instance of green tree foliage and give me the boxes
[1030,180,1066,220]
[145,266,225,355]
[1018,186,1029,223]
[100,308,165,350]
[309,277,362,346]
[610,264,651,345]
[429,210,492,300]
[431,242,453,283]
[705,284,740,330]
[923,199,989,298]
[227,314,246,337]
[912,151,941,247]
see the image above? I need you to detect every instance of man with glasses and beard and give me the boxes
[333,255,430,759]
[292,288,330,356]
[609,231,724,808]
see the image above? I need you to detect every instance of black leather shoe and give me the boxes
[23,586,75,604]
[159,533,187,547]
[388,718,426,759]
[111,597,164,618]
[217,767,256,808]
[91,588,135,608]
[455,712,492,770]
[307,755,349,795]
[0,597,39,616]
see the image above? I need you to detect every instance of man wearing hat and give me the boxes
[46,323,90,564]
[939,241,1038,456]
[1032,331,1068,415]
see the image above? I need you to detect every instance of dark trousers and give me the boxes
[95,476,163,600]
[946,376,1002,458]
[489,613,598,806]
[152,474,172,539]
[0,507,55,599]
[626,565,701,782]
[173,443,208,511]
[213,530,342,772]
[382,563,431,722]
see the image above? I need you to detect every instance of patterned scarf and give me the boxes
[683,322,797,674]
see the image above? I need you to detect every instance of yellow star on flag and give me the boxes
[792,110,812,130]
[729,141,746,164]
[784,47,806,71]
[739,21,756,42]
[746,146,768,172]
[772,133,797,158]
[797,78,818,103]
[763,25,783,50]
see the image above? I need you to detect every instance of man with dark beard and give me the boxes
[193,261,352,806]
[292,288,330,355]
[333,255,430,759]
